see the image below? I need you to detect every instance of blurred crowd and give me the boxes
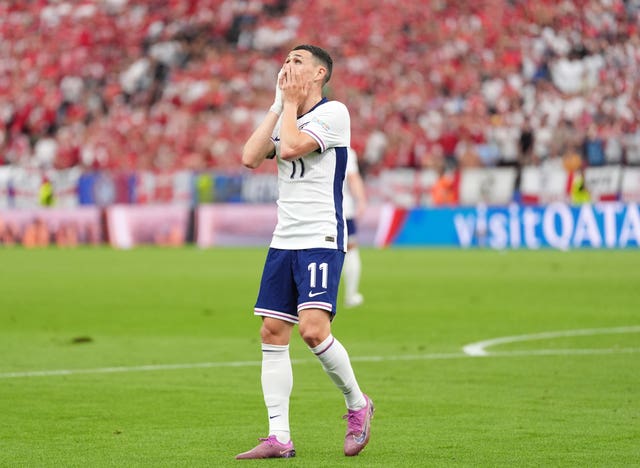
[2,0,640,177]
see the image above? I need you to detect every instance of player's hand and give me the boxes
[269,68,285,115]
[281,63,309,107]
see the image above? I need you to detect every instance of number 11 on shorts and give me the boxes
[308,262,328,289]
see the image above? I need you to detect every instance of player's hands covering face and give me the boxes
[280,63,310,107]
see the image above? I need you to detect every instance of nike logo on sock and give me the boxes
[269,415,280,419]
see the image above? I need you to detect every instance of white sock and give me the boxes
[310,335,366,410]
[344,248,361,300]
[261,343,292,443]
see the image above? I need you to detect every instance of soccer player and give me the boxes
[343,147,367,307]
[236,45,374,459]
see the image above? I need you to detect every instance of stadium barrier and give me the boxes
[2,164,640,249]
[196,204,277,247]
[0,207,102,247]
[375,202,640,249]
[105,205,191,249]
[195,204,382,248]
[2,202,638,250]
[369,164,633,207]
[2,165,640,209]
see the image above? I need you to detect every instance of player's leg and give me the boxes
[260,317,294,445]
[343,219,363,307]
[237,249,298,459]
[299,308,374,456]
[299,308,365,409]
[296,249,364,406]
[296,249,374,456]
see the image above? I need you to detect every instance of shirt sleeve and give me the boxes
[300,101,351,153]
[271,118,282,158]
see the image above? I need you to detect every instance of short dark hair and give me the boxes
[292,44,333,84]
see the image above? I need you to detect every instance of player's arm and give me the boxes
[241,112,279,169]
[242,68,286,169]
[347,171,367,218]
[279,103,319,161]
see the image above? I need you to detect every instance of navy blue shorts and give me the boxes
[254,248,345,323]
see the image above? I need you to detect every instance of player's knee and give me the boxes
[298,323,328,348]
[298,309,331,347]
[260,318,291,345]
[260,325,274,343]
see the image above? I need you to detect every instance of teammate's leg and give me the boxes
[344,220,364,307]
[343,243,363,307]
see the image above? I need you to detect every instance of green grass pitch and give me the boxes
[0,247,639,467]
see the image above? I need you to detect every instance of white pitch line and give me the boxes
[2,346,640,380]
[0,360,265,379]
[462,325,640,356]
[489,347,640,357]
[0,353,466,380]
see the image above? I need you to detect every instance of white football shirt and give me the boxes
[270,98,350,251]
[343,147,359,220]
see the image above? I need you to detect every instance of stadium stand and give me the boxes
[1,0,639,206]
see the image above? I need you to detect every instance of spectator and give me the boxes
[622,122,640,166]
[22,217,50,248]
[603,121,624,165]
[570,168,591,204]
[582,124,606,167]
[39,177,55,206]
[455,131,483,168]
[0,215,19,246]
[532,114,554,162]
[431,162,458,206]
[1,0,639,178]
[519,121,535,166]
